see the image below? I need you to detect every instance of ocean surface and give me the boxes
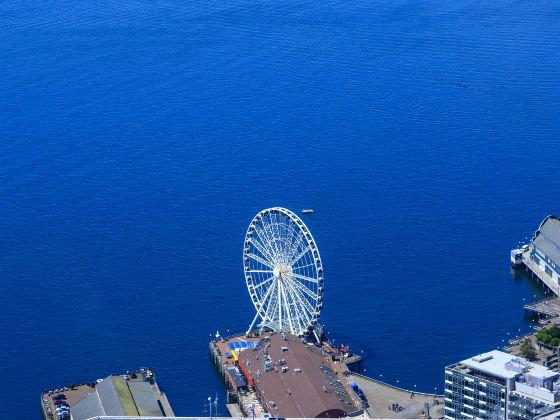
[1,0,560,417]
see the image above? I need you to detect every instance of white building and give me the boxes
[445,350,560,419]
[530,216,560,286]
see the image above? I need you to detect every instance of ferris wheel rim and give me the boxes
[243,207,324,336]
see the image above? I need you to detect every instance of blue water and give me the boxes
[2,0,560,417]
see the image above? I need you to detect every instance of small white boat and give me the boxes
[302,209,314,214]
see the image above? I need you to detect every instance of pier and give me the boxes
[513,215,560,298]
[210,332,445,419]
[524,297,560,318]
[209,331,366,418]
[522,249,560,296]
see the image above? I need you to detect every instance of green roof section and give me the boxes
[110,376,140,416]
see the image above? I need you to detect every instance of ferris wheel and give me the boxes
[244,207,324,337]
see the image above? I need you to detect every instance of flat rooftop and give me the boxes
[247,333,359,417]
[214,332,360,418]
[457,350,557,380]
[460,350,521,379]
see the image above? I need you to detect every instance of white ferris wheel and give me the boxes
[244,207,324,337]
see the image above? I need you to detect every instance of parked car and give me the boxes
[54,400,68,406]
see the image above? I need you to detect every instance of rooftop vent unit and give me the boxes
[506,358,529,373]
[472,354,493,363]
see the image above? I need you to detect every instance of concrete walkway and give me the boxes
[347,374,445,419]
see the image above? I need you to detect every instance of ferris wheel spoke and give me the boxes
[263,215,280,248]
[287,275,319,302]
[284,281,311,327]
[278,280,283,330]
[254,228,277,263]
[290,272,319,284]
[257,278,277,314]
[251,237,273,261]
[270,215,282,254]
[275,236,289,263]
[281,223,295,263]
[279,281,295,334]
[292,262,315,271]
[284,279,314,319]
[247,253,274,269]
[260,223,281,261]
[277,248,291,265]
[281,283,298,321]
[263,282,279,324]
[253,275,275,290]
[289,300,306,334]
[269,214,280,241]
[288,286,314,318]
[290,246,311,266]
[271,220,287,263]
[286,231,305,262]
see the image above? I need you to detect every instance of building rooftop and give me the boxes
[534,215,560,265]
[41,368,174,420]
[236,333,359,418]
[72,375,165,420]
[460,351,523,379]
[459,350,558,381]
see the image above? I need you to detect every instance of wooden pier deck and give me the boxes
[524,297,560,318]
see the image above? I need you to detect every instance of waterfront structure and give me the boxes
[511,246,527,267]
[209,208,367,418]
[41,368,174,420]
[445,350,560,419]
[513,215,560,296]
[244,207,324,339]
[210,331,364,418]
[530,216,560,285]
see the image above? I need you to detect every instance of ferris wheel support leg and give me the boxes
[313,328,321,344]
[246,311,261,336]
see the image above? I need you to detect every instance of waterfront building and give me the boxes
[41,368,174,420]
[445,350,560,419]
[71,375,168,419]
[530,216,560,285]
